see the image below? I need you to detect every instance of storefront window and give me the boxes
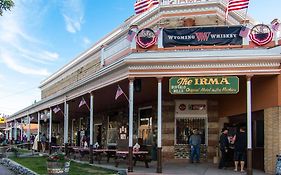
[176,118,206,145]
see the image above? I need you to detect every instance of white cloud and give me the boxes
[61,0,84,33]
[0,0,59,76]
[1,52,50,76]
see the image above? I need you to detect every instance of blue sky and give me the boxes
[0,0,280,115]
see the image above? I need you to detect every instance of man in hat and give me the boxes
[218,127,229,169]
[189,128,201,163]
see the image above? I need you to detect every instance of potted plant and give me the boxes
[47,152,70,175]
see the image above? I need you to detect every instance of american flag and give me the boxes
[115,85,124,100]
[271,19,280,32]
[134,0,159,15]
[239,26,250,38]
[126,29,136,42]
[79,97,87,108]
[225,0,250,20]
[53,106,61,114]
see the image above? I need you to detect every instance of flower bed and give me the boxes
[0,158,37,175]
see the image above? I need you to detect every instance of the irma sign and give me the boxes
[169,76,239,94]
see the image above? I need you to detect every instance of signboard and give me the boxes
[0,117,5,124]
[163,26,242,47]
[169,76,239,94]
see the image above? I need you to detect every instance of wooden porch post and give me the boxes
[13,120,17,143]
[246,75,253,175]
[49,108,52,154]
[27,115,31,149]
[20,118,23,142]
[128,78,134,172]
[37,112,40,152]
[157,78,162,173]
[64,100,69,156]
[89,93,94,164]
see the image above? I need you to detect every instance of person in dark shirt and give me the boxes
[233,126,247,172]
[218,127,229,169]
[189,129,201,163]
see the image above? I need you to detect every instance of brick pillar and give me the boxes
[264,107,281,174]
[162,101,175,160]
[207,100,219,162]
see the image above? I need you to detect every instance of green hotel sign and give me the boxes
[169,76,239,94]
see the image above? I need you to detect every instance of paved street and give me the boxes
[0,164,15,175]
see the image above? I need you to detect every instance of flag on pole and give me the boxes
[134,0,159,15]
[225,0,250,20]
[79,97,87,108]
[239,26,250,38]
[126,29,136,42]
[271,19,280,32]
[53,106,61,114]
[115,85,125,100]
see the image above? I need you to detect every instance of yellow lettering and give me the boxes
[200,78,208,85]
[220,78,230,84]
[209,78,219,85]
[177,78,193,86]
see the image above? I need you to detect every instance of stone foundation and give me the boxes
[264,107,281,174]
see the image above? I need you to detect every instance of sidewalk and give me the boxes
[0,164,15,175]
[127,160,268,175]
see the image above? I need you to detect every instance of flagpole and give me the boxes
[83,97,91,111]
[243,6,249,26]
[57,105,65,117]
[123,92,129,103]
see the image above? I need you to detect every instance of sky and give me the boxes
[0,0,280,115]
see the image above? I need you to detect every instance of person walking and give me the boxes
[218,127,229,169]
[233,126,247,172]
[189,129,201,163]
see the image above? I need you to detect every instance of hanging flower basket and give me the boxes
[47,153,70,175]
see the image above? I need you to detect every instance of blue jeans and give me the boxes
[190,145,200,162]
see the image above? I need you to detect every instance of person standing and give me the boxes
[218,127,229,169]
[189,129,201,163]
[233,126,247,172]
[32,133,40,154]
[41,133,47,153]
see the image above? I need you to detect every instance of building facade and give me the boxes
[6,0,281,174]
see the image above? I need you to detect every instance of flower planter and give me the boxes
[47,161,70,175]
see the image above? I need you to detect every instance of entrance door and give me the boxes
[174,100,208,159]
[228,110,264,170]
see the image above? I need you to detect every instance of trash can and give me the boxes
[276,154,281,175]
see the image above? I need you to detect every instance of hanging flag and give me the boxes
[225,0,250,20]
[134,0,159,15]
[126,29,136,42]
[79,97,87,108]
[271,19,280,32]
[53,106,61,114]
[239,26,250,38]
[115,85,125,100]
